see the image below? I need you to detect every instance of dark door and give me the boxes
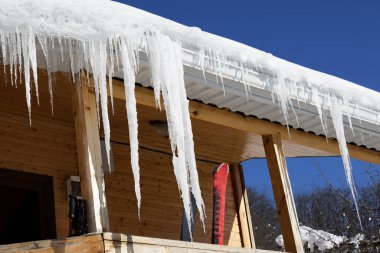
[0,168,56,244]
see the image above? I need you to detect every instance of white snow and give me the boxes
[276,226,364,252]
[349,233,365,248]
[276,226,346,252]
[0,0,378,235]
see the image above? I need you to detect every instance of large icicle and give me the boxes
[20,30,33,124]
[120,38,141,217]
[146,31,205,238]
[89,40,112,169]
[36,34,54,113]
[330,98,362,228]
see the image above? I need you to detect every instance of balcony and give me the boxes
[0,233,287,253]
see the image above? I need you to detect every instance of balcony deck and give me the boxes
[0,233,286,253]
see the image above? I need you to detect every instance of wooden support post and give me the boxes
[230,164,256,249]
[72,76,109,233]
[262,135,304,253]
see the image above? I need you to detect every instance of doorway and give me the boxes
[0,168,56,244]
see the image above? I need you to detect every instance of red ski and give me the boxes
[212,163,229,245]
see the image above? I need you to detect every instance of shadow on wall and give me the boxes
[104,140,241,246]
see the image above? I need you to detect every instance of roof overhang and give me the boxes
[1,0,380,154]
[113,51,380,153]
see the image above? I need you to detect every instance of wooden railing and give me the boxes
[0,233,289,253]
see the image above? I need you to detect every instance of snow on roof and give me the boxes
[0,0,377,232]
[1,0,379,111]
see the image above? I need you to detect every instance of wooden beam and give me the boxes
[0,234,104,253]
[72,76,109,233]
[104,233,289,253]
[262,135,304,253]
[110,81,380,165]
[230,164,256,249]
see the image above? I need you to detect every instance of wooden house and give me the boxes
[0,1,379,253]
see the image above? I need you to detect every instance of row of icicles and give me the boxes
[0,28,362,237]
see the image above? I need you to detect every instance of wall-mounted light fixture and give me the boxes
[149,120,169,138]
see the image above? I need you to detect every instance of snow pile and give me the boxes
[0,0,378,230]
[349,233,365,248]
[276,226,364,252]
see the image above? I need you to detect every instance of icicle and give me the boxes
[182,98,206,231]
[88,41,102,129]
[87,40,112,170]
[107,37,115,114]
[330,98,362,229]
[68,38,75,82]
[99,42,111,168]
[21,30,32,124]
[15,30,21,88]
[177,48,206,231]
[344,97,355,137]
[145,32,162,111]
[194,49,206,83]
[120,38,141,217]
[146,31,205,239]
[312,89,328,138]
[0,30,7,73]
[37,34,54,113]
[1,2,371,235]
[28,29,39,106]
[272,77,292,136]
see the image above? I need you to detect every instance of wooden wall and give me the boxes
[105,98,243,247]
[105,144,242,247]
[0,70,243,247]
[0,71,79,238]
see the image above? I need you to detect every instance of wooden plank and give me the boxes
[0,232,281,253]
[103,233,286,253]
[262,135,304,253]
[0,76,78,238]
[105,84,334,163]
[0,234,104,253]
[72,76,109,233]
[110,82,380,165]
[230,164,256,249]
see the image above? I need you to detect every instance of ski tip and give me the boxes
[213,163,230,173]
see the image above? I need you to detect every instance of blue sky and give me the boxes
[118,1,380,196]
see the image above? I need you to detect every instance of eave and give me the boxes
[123,50,380,154]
